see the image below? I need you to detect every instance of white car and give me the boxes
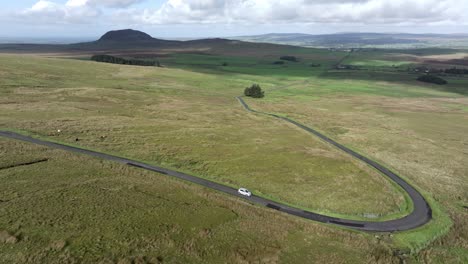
[238,188,252,197]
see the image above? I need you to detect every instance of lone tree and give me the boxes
[244,84,264,98]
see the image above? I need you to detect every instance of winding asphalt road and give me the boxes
[0,98,431,232]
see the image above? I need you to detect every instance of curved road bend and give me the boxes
[236,97,431,231]
[1,115,430,232]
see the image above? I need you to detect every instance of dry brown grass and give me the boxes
[0,138,407,263]
[248,91,468,262]
[1,53,465,262]
[0,54,406,218]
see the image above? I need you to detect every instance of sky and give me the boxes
[1,0,468,39]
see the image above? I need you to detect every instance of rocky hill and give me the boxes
[98,29,155,42]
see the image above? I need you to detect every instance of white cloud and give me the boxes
[30,0,60,11]
[14,0,468,29]
[125,0,467,26]
[67,0,146,8]
[66,0,88,7]
[18,0,146,24]
[21,0,100,24]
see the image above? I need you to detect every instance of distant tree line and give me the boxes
[280,56,298,62]
[244,84,264,98]
[417,75,447,85]
[444,68,468,75]
[91,54,161,67]
[409,67,468,75]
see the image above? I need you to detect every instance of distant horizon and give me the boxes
[2,29,468,45]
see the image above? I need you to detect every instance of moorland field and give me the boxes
[0,36,467,263]
[233,32,468,49]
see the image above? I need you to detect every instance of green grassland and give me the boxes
[344,56,413,68]
[1,45,468,263]
[1,138,380,263]
[0,54,405,218]
[340,50,413,69]
[153,48,468,261]
[329,49,468,96]
[240,68,468,261]
[158,52,340,77]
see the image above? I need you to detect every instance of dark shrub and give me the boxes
[280,56,298,62]
[417,75,448,85]
[244,84,264,98]
[221,62,228,66]
[444,68,468,75]
[273,61,285,65]
[91,54,160,67]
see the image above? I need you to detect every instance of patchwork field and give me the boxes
[1,45,467,263]
[342,48,468,71]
